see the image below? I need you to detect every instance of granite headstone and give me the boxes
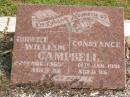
[11,5,125,89]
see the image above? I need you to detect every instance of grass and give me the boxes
[0,0,16,16]
[0,0,130,19]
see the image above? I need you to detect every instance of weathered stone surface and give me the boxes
[11,5,125,89]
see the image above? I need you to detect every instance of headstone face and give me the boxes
[12,5,125,89]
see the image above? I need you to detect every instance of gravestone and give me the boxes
[11,5,125,89]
